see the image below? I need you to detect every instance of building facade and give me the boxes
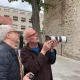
[0,5,44,32]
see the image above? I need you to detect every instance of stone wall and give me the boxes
[44,0,80,60]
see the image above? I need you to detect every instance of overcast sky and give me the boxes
[0,0,32,11]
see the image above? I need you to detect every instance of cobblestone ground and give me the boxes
[52,55,80,80]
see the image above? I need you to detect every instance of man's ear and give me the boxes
[26,38,29,42]
[6,33,11,39]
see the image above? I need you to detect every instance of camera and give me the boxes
[29,74,35,80]
[45,35,67,43]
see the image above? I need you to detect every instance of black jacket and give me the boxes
[0,42,20,80]
[20,43,56,80]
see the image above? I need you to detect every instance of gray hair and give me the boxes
[23,28,33,40]
[0,25,11,41]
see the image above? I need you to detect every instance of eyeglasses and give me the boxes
[8,31,19,34]
[27,32,38,38]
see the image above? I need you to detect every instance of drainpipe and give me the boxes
[61,44,62,56]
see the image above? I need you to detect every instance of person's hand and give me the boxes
[41,40,53,55]
[23,72,34,80]
[50,40,59,52]
[52,40,59,47]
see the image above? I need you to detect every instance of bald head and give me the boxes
[23,28,39,43]
[23,28,36,38]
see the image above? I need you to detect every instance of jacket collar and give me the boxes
[2,42,19,64]
[26,43,43,52]
[2,42,14,51]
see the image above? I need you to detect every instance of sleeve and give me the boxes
[20,49,48,73]
[47,49,56,64]
[50,51,56,56]
[0,50,10,80]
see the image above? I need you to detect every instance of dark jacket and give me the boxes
[20,43,56,80]
[0,42,21,80]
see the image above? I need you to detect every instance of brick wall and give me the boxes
[44,0,80,60]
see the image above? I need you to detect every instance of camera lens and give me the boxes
[45,35,67,43]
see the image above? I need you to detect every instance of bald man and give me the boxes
[20,28,59,80]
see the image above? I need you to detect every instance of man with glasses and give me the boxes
[20,28,59,80]
[0,25,33,80]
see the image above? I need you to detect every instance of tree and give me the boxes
[8,0,55,42]
[29,0,41,42]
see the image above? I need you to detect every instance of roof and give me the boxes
[0,16,12,25]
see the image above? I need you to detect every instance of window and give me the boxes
[12,24,18,29]
[21,25,26,30]
[13,16,18,21]
[4,15,9,17]
[4,8,9,12]
[21,18,26,22]
[0,23,2,25]
[29,26,33,28]
[20,11,25,14]
[0,8,1,10]
[0,23,6,25]
[12,9,18,13]
[29,19,32,23]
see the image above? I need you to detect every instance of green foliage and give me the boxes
[8,0,56,12]
[22,0,43,11]
[42,3,56,12]
[23,0,56,12]
[8,0,18,3]
[22,0,31,4]
[37,0,43,11]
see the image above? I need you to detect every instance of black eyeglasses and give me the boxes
[27,32,38,38]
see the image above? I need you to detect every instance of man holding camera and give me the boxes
[20,28,59,80]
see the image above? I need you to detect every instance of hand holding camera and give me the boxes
[41,40,55,55]
[23,72,34,80]
[50,40,59,52]
[45,35,67,52]
[29,74,35,80]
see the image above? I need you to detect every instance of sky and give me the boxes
[0,0,44,13]
[0,0,32,11]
